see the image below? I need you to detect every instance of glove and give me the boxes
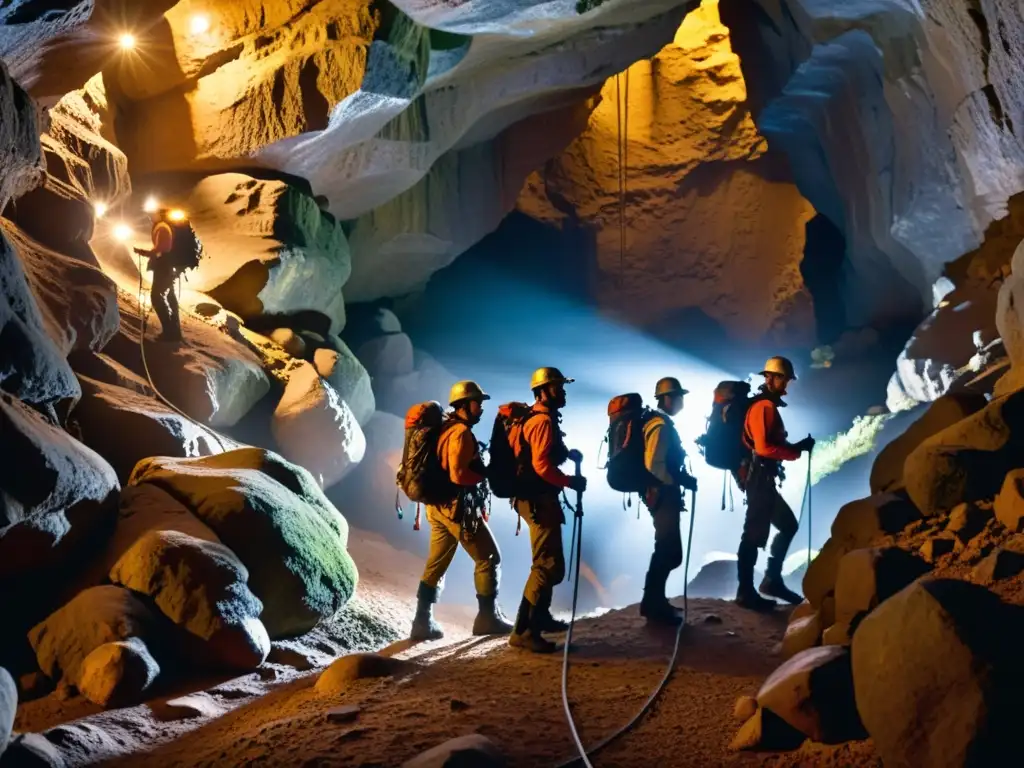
[795,435,816,453]
[567,475,588,493]
[681,475,698,492]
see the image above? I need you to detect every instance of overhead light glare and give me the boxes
[118,33,136,50]
[190,14,210,36]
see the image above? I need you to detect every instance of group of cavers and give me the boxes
[396,358,816,653]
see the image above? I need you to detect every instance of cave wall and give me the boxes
[517,0,818,347]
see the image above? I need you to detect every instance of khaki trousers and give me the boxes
[420,503,501,597]
[514,495,566,605]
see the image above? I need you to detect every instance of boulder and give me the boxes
[852,579,1024,767]
[995,469,1024,533]
[129,449,358,638]
[829,492,922,548]
[401,735,506,768]
[904,389,1024,517]
[315,653,419,698]
[833,547,931,635]
[357,333,414,379]
[0,667,15,755]
[733,695,758,722]
[109,530,269,671]
[870,393,988,493]
[313,336,375,427]
[269,329,307,359]
[0,56,43,210]
[757,646,865,744]
[0,226,79,405]
[802,538,848,610]
[688,558,765,600]
[780,612,821,659]
[946,502,993,544]
[5,221,119,357]
[28,586,159,689]
[69,374,219,483]
[0,393,119,579]
[919,536,957,564]
[271,362,367,490]
[972,547,1024,583]
[139,174,350,321]
[728,706,806,752]
[77,638,160,708]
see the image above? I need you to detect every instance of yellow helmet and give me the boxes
[529,366,575,391]
[448,380,490,406]
[760,356,797,381]
[654,376,688,399]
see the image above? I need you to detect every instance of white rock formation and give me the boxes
[518,1,817,344]
[272,362,366,489]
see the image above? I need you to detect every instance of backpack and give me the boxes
[695,381,752,471]
[396,401,456,506]
[486,402,536,499]
[156,219,204,272]
[604,393,660,493]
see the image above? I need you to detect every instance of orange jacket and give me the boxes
[437,421,485,487]
[514,403,572,489]
[152,221,173,254]
[743,399,800,462]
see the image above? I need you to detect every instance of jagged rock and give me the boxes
[77,638,160,708]
[0,393,119,580]
[28,586,158,690]
[313,337,375,427]
[0,57,42,214]
[91,290,270,428]
[972,548,1024,583]
[357,334,414,379]
[946,502,993,544]
[829,493,922,549]
[995,470,1024,533]
[919,537,957,564]
[0,226,79,405]
[69,373,219,483]
[315,653,419,698]
[0,667,15,755]
[109,530,269,671]
[272,362,366,490]
[728,706,805,752]
[733,695,758,722]
[833,547,931,636]
[139,174,350,323]
[757,646,865,744]
[780,612,821,659]
[0,1,176,105]
[885,283,1000,409]
[400,734,505,768]
[870,394,988,493]
[518,3,816,344]
[129,448,358,638]
[904,389,1024,517]
[852,579,1024,767]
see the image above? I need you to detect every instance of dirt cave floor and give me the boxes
[14,530,880,768]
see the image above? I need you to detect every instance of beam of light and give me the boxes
[189,14,211,35]
[112,223,133,242]
[168,208,187,222]
[808,412,893,486]
[143,196,159,213]
[118,33,136,51]
[93,201,108,219]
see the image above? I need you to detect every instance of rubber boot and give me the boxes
[410,581,444,641]
[735,545,777,612]
[472,593,514,636]
[759,557,803,605]
[639,569,683,626]
[508,596,557,653]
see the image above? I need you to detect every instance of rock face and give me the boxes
[0,56,43,210]
[129,449,358,638]
[139,174,350,325]
[77,637,161,708]
[852,579,1024,768]
[719,0,1024,330]
[518,1,816,345]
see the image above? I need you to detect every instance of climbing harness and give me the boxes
[136,256,229,453]
[556,458,697,767]
[614,68,630,288]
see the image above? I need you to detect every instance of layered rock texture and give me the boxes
[518,1,817,345]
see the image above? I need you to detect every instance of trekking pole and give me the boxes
[561,448,592,768]
[684,488,696,620]
[806,447,813,572]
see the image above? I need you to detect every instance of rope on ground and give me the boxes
[137,260,230,453]
[555,487,696,768]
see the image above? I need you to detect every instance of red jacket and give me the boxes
[743,399,800,462]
